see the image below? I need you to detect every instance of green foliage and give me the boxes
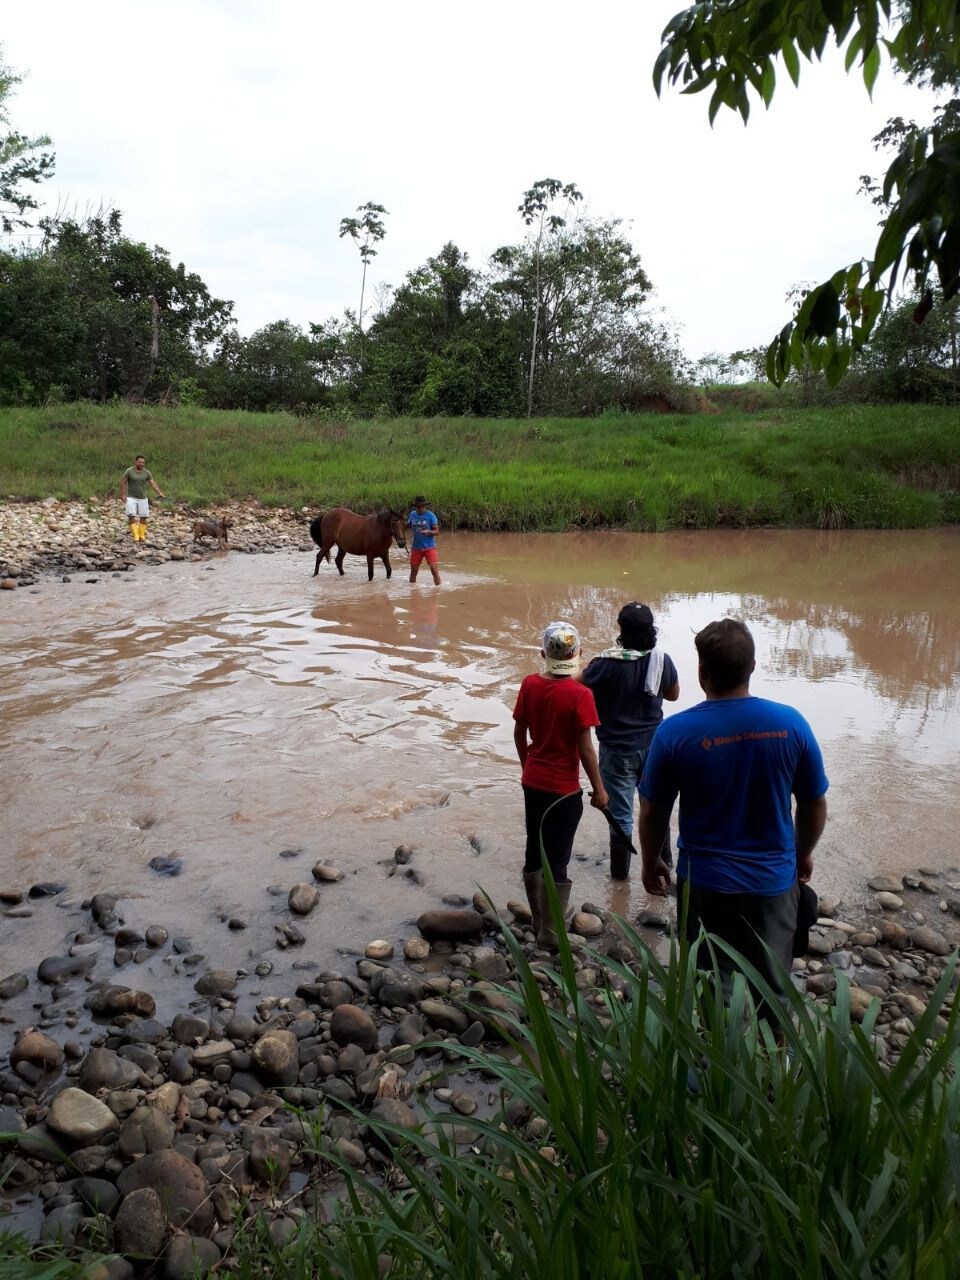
[656,1,960,385]
[853,288,960,402]
[0,211,233,404]
[0,402,956,533]
[0,48,55,235]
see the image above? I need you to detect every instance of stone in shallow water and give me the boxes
[910,925,950,956]
[194,969,237,997]
[10,1030,64,1071]
[417,908,485,942]
[148,856,183,877]
[874,892,904,911]
[329,1004,379,1052]
[312,862,343,883]
[288,882,319,915]
[868,875,904,894]
[365,939,394,961]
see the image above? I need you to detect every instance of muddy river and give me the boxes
[2,529,959,994]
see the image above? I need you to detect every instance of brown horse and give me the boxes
[310,508,407,580]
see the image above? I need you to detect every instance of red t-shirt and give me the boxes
[513,674,600,794]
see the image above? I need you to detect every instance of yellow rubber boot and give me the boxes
[129,523,139,541]
[139,520,148,543]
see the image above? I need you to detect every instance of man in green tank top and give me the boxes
[120,454,165,543]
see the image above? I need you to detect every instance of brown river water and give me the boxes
[2,529,959,1007]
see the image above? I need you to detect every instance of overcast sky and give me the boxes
[3,0,940,359]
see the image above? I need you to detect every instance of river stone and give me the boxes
[910,926,951,956]
[868,875,904,893]
[316,977,358,1008]
[417,909,485,942]
[37,953,96,984]
[880,920,912,949]
[90,893,118,927]
[251,1029,299,1081]
[146,925,169,948]
[191,1039,235,1069]
[570,911,604,938]
[370,968,423,1007]
[288,882,319,915]
[874,892,904,911]
[79,1047,145,1093]
[312,863,343,883]
[0,971,28,1000]
[365,939,394,960]
[171,1013,210,1045]
[75,1175,121,1216]
[48,1087,119,1145]
[805,973,837,996]
[117,1150,213,1233]
[846,988,877,1023]
[10,1030,65,1071]
[418,998,469,1033]
[248,1131,292,1184]
[165,1235,221,1279]
[118,1105,176,1157]
[403,937,431,961]
[114,1187,166,1257]
[148,856,183,877]
[391,1013,426,1046]
[194,969,236,997]
[86,986,157,1017]
[330,1004,379,1051]
[146,1082,182,1115]
[368,1097,418,1145]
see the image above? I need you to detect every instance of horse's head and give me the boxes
[388,510,407,549]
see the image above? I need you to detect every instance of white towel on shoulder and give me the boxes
[644,646,664,695]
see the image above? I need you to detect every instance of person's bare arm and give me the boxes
[662,681,680,702]
[577,727,607,810]
[149,476,165,498]
[795,794,827,883]
[120,474,127,501]
[638,797,672,896]
[513,722,529,769]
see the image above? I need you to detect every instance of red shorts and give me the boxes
[410,548,439,567]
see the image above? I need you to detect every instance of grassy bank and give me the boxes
[1,402,958,530]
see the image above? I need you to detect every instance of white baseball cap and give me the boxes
[542,620,581,675]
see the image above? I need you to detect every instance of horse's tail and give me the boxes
[309,515,325,548]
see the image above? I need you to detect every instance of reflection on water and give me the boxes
[1,529,958,980]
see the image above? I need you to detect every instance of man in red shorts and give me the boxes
[407,495,441,585]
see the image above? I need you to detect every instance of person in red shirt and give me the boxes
[513,621,608,946]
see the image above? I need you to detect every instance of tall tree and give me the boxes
[516,179,582,417]
[0,48,55,235]
[655,1,960,385]
[338,201,388,331]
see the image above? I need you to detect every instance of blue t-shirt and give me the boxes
[638,696,828,895]
[408,509,438,550]
[582,651,678,750]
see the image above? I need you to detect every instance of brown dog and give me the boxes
[192,516,232,550]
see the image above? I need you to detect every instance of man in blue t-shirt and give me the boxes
[406,495,441,586]
[638,618,828,1014]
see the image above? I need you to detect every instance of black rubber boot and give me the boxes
[609,830,632,881]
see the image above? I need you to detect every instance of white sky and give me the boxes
[2,0,940,359]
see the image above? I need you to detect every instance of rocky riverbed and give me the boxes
[0,498,313,586]
[1,850,958,1279]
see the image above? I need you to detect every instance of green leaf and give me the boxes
[863,43,881,96]
[781,40,801,86]
[761,59,776,107]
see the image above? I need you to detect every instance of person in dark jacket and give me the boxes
[576,602,679,879]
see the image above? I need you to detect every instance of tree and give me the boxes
[0,48,55,235]
[516,179,582,417]
[655,1,960,386]
[338,201,388,332]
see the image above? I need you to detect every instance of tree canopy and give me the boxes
[655,1,960,385]
[0,47,54,235]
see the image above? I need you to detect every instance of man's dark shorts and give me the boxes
[679,879,799,1018]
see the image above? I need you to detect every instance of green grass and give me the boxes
[3,907,957,1279]
[0,402,958,529]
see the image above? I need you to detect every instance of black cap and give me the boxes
[413,495,427,505]
[617,602,654,632]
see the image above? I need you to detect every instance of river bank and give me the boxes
[1,850,958,1277]
[0,498,309,587]
[2,402,959,532]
